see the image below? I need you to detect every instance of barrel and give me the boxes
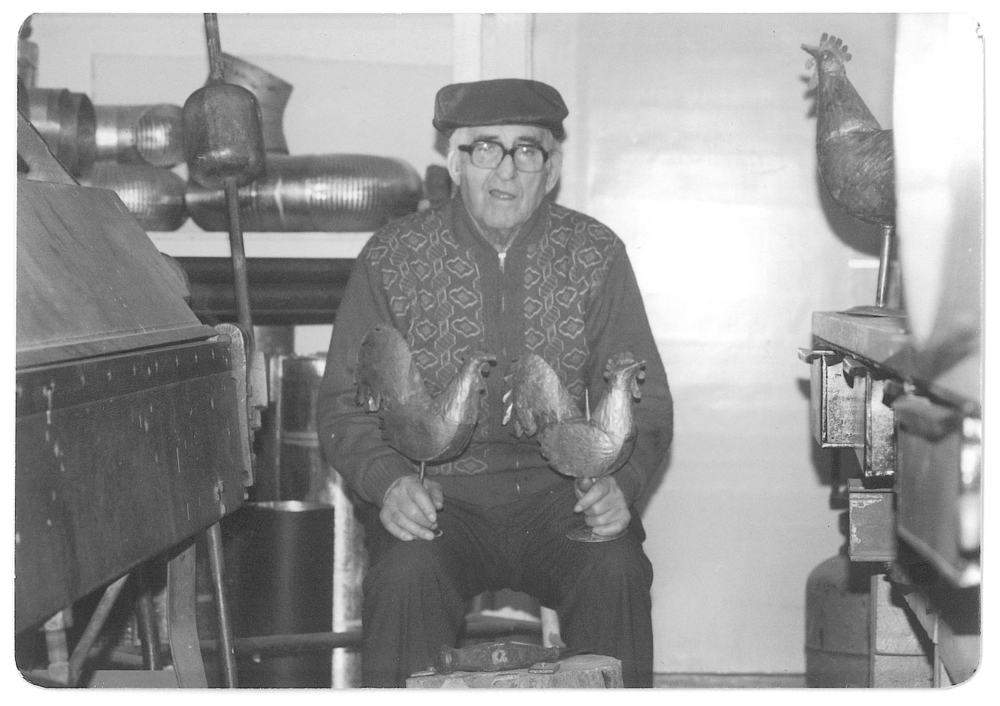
[221,501,334,688]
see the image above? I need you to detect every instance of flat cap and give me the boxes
[433,78,568,139]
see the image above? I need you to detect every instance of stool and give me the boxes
[462,591,562,647]
[405,654,622,688]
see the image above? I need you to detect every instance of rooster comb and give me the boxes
[817,33,852,62]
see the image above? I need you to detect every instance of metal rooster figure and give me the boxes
[355,325,495,485]
[503,352,646,542]
[803,33,897,311]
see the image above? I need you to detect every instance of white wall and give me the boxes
[24,12,899,676]
[533,13,897,674]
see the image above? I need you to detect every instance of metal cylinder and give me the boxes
[95,104,185,168]
[81,161,188,232]
[805,551,875,687]
[183,83,266,190]
[221,53,293,155]
[26,88,97,176]
[176,256,352,326]
[221,501,334,688]
[186,153,423,232]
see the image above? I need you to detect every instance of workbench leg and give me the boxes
[167,542,208,687]
[206,521,239,687]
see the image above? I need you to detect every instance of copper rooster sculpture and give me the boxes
[803,33,896,308]
[502,352,646,480]
[355,324,495,479]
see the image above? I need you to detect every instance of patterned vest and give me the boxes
[361,198,624,475]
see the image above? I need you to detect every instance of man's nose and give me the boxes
[493,151,517,179]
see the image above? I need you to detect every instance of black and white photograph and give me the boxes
[10,7,989,697]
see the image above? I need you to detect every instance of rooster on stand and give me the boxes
[802,33,897,310]
[503,352,646,542]
[354,325,495,483]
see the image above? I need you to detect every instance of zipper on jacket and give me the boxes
[498,252,507,313]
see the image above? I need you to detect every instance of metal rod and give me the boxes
[67,574,130,686]
[134,568,163,670]
[225,178,254,335]
[203,14,225,83]
[205,522,239,688]
[875,224,894,308]
[200,630,365,657]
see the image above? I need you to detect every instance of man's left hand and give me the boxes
[573,476,630,538]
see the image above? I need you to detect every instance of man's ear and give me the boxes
[544,149,563,194]
[447,149,463,186]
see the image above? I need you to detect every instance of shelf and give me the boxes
[149,230,371,260]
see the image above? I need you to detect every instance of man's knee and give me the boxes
[366,538,448,588]
[575,535,653,594]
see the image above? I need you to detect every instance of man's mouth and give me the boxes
[489,189,517,201]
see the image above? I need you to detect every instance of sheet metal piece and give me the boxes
[16,179,216,369]
[14,336,249,633]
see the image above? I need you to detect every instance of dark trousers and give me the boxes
[358,481,654,687]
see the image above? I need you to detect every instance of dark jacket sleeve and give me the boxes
[584,246,673,505]
[315,241,414,507]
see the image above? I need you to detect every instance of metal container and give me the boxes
[805,550,875,687]
[95,104,185,168]
[26,88,97,176]
[221,53,293,155]
[186,153,423,232]
[221,501,334,688]
[248,354,364,687]
[80,161,188,232]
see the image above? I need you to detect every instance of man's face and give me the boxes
[448,124,561,235]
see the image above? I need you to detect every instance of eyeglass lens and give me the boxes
[466,141,547,172]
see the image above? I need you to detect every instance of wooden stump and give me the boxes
[405,654,622,689]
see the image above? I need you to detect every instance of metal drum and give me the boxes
[222,501,334,688]
[249,355,363,688]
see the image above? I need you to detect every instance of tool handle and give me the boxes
[203,14,225,83]
[435,642,560,674]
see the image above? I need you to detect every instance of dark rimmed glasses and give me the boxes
[457,140,550,173]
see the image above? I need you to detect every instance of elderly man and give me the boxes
[317,78,673,687]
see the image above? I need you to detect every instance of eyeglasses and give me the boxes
[457,140,550,173]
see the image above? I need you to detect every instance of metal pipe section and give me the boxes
[185,153,423,232]
[26,88,96,176]
[80,161,188,231]
[94,104,185,168]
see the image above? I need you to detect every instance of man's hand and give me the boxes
[573,476,630,538]
[380,475,444,541]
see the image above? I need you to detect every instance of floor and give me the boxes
[653,673,807,688]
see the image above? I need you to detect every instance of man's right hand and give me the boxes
[380,475,444,541]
